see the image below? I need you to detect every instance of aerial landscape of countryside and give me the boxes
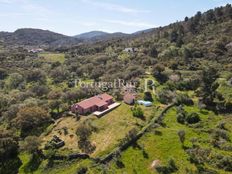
[1,0,232,174]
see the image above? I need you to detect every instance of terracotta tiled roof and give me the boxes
[100,93,113,101]
[77,99,94,109]
[76,93,112,109]
[123,93,135,104]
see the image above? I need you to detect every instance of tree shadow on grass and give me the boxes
[131,142,149,159]
[116,160,125,169]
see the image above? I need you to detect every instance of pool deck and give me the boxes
[93,102,121,117]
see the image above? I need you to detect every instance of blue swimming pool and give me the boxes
[137,100,152,107]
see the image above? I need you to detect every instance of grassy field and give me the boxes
[40,103,156,157]
[90,103,155,156]
[102,105,232,174]
[19,103,232,174]
[39,52,65,63]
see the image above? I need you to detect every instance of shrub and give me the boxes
[212,129,230,142]
[144,91,153,102]
[176,94,194,106]
[177,130,186,145]
[76,124,96,154]
[0,68,7,80]
[217,121,227,130]
[156,159,178,174]
[5,73,24,89]
[175,78,200,91]
[76,167,88,174]
[186,147,211,164]
[215,155,232,171]
[152,64,168,84]
[186,112,201,124]
[177,113,186,124]
[157,90,175,104]
[132,106,144,119]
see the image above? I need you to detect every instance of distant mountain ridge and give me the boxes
[74,31,109,39]
[74,31,129,42]
[0,28,155,48]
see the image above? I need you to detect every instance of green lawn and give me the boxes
[102,105,232,174]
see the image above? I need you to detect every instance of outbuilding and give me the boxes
[123,93,136,105]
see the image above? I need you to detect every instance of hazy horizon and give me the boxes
[0,0,232,36]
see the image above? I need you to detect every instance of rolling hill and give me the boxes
[74,30,129,42]
[0,29,131,47]
[0,28,82,47]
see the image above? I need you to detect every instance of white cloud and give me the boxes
[0,0,13,4]
[104,19,155,28]
[81,0,150,14]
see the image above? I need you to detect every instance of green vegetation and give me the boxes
[39,52,65,63]
[0,4,232,174]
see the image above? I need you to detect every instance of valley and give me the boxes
[0,3,232,174]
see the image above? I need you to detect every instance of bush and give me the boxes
[186,112,201,124]
[156,159,178,174]
[177,113,186,124]
[76,167,88,174]
[215,155,232,171]
[176,106,200,125]
[152,64,168,84]
[157,90,175,104]
[0,68,7,80]
[144,91,153,102]
[177,130,185,144]
[175,78,200,91]
[132,106,144,119]
[212,129,230,142]
[76,124,96,154]
[176,94,194,106]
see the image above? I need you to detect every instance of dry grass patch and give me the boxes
[41,117,83,150]
[41,103,155,156]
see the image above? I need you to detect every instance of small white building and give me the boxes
[28,48,44,53]
[123,47,138,53]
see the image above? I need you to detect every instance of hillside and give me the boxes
[0,28,82,47]
[0,3,232,174]
[0,28,130,48]
[74,31,129,42]
[74,31,109,39]
[68,4,232,64]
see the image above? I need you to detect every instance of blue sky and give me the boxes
[0,0,231,36]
